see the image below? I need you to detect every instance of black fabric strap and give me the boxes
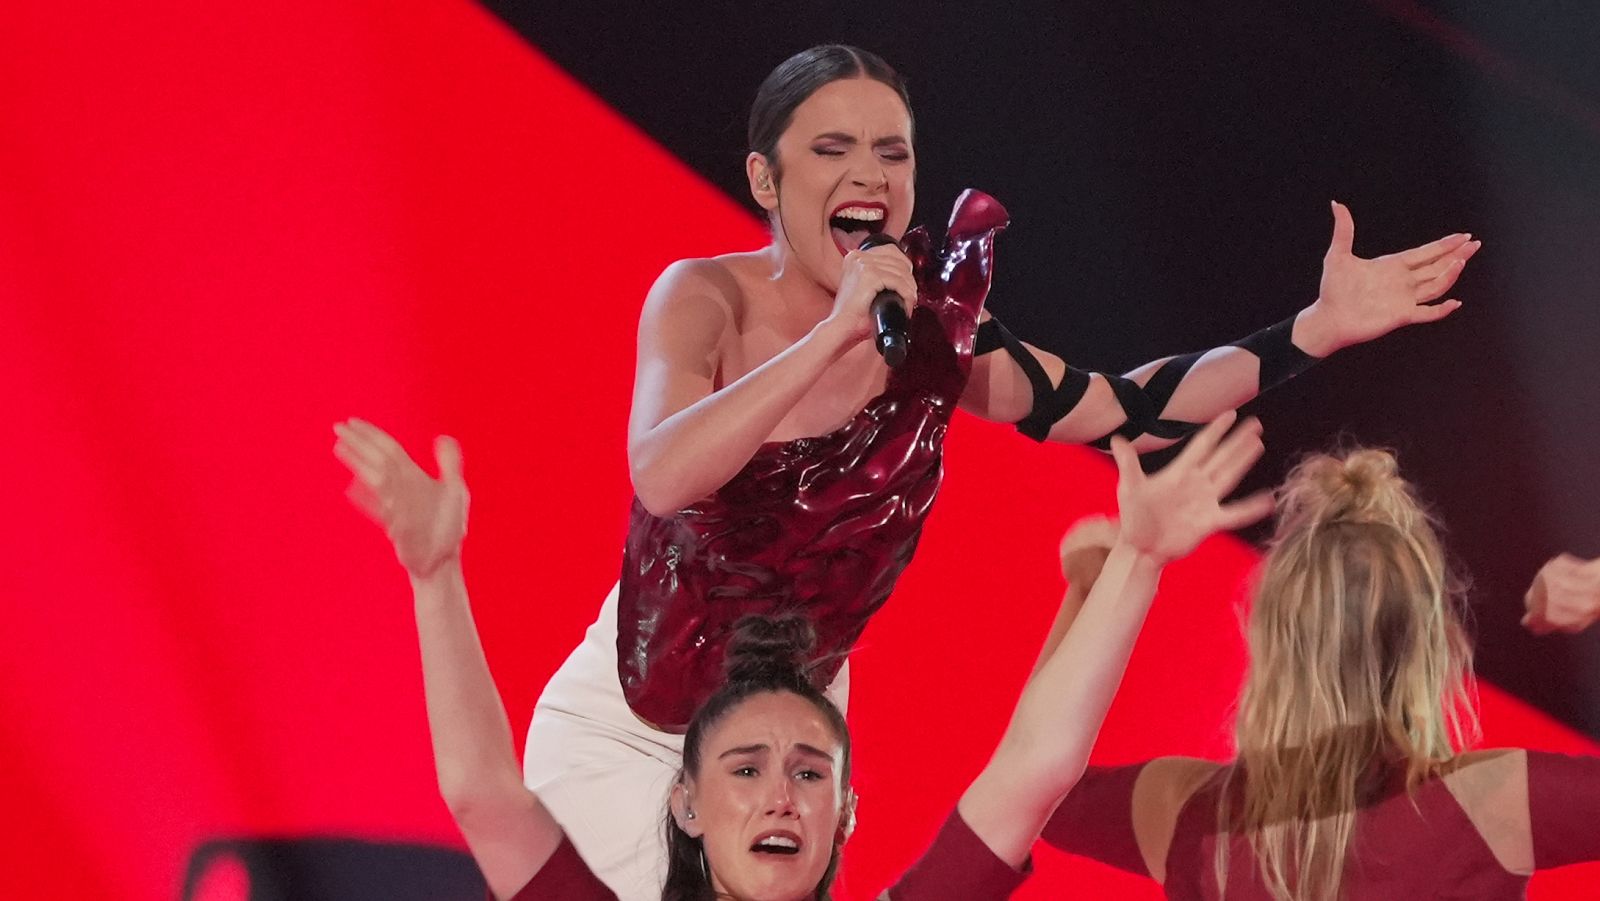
[1085,359,1205,450]
[974,317,1005,356]
[985,317,1184,444]
[979,318,1092,441]
[983,312,1314,447]
[1230,314,1317,391]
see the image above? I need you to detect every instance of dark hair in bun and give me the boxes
[722,613,819,686]
[662,614,852,901]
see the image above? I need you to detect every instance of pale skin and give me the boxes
[1029,515,1119,679]
[1523,553,1600,635]
[629,75,1481,515]
[334,419,553,901]
[333,410,1270,893]
[668,693,854,901]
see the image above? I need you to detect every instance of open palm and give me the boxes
[1310,201,1479,353]
[1111,412,1274,564]
[333,418,468,578]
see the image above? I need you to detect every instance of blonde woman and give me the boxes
[1041,449,1600,899]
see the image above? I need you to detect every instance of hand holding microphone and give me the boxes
[857,232,911,367]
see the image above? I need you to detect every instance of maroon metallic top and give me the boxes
[617,189,1010,730]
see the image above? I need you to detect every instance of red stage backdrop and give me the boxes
[2,1,1595,898]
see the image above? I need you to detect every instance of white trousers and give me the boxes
[523,583,850,901]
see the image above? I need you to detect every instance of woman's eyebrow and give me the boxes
[810,132,909,148]
[717,742,835,761]
[792,743,835,762]
[719,743,770,759]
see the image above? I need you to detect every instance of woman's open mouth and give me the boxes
[829,202,888,256]
[749,829,803,858]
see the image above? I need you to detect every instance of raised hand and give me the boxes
[1110,411,1273,563]
[1522,553,1600,635]
[1299,201,1480,356]
[333,418,468,578]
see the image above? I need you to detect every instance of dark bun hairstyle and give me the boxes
[722,613,818,686]
[662,614,851,901]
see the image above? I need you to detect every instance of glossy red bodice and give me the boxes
[618,190,1009,730]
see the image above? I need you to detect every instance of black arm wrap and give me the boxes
[1230,313,1317,391]
[976,311,1319,448]
[976,317,1202,445]
[976,318,1091,441]
[1084,364,1205,450]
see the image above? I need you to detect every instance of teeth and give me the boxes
[833,207,884,221]
[757,836,799,849]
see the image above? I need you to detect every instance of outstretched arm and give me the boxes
[333,419,558,901]
[961,203,1479,451]
[957,412,1274,867]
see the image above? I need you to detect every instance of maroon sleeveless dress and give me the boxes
[617,189,1011,730]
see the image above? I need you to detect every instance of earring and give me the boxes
[686,810,696,820]
[758,173,771,191]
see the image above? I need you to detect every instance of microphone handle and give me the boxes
[857,232,910,367]
[872,290,909,368]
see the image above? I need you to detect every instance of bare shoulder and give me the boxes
[1441,748,1533,875]
[639,256,745,343]
[646,256,740,309]
[1133,757,1224,883]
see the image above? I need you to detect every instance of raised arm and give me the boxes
[333,419,559,901]
[1028,516,1118,679]
[628,247,915,515]
[956,412,1274,867]
[961,202,1479,451]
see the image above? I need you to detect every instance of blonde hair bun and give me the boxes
[1278,448,1417,531]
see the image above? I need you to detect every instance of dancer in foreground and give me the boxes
[333,410,1272,899]
[1042,448,1600,899]
[530,42,1480,897]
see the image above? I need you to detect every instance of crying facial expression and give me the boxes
[689,691,849,901]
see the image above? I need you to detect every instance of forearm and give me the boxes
[411,560,526,806]
[969,313,1318,451]
[1147,305,1333,427]
[1029,583,1088,680]
[629,319,856,514]
[997,543,1164,786]
[1116,347,1259,449]
[959,542,1164,864]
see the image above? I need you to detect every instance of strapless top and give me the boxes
[618,189,1010,730]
